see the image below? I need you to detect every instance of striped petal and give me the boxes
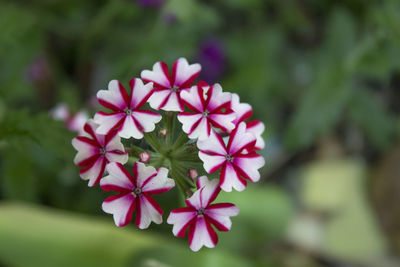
[129,78,154,109]
[141,61,171,89]
[132,110,162,133]
[172,58,201,88]
[167,207,196,237]
[246,120,265,150]
[197,176,220,207]
[188,216,218,252]
[230,93,252,126]
[180,85,205,112]
[102,193,135,227]
[197,130,227,155]
[118,116,143,139]
[97,80,128,111]
[219,162,246,192]
[79,156,107,187]
[227,122,256,155]
[141,167,175,195]
[135,194,163,229]
[233,153,265,183]
[205,203,239,231]
[72,136,98,166]
[93,112,125,135]
[205,84,231,112]
[198,151,226,174]
[100,162,134,192]
[177,113,202,136]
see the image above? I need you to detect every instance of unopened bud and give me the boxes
[139,151,150,163]
[160,128,167,137]
[188,169,198,180]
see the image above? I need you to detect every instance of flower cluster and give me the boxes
[72,58,265,251]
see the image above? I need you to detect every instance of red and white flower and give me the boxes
[177,82,235,140]
[101,162,175,229]
[51,103,89,134]
[245,120,265,150]
[197,122,265,192]
[167,176,239,251]
[72,120,128,187]
[94,78,162,139]
[141,57,201,112]
[229,93,252,127]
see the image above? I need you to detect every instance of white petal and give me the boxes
[132,111,162,133]
[198,152,226,173]
[141,167,175,194]
[80,157,105,187]
[208,113,236,132]
[228,122,256,155]
[188,118,209,140]
[134,162,157,188]
[136,195,163,229]
[197,130,227,155]
[220,162,246,192]
[233,154,265,182]
[102,193,135,227]
[205,203,239,231]
[140,61,171,88]
[130,78,153,109]
[118,116,143,139]
[231,93,252,126]
[100,162,134,191]
[51,103,69,121]
[189,217,217,252]
[206,84,231,111]
[186,188,202,210]
[93,112,125,135]
[167,208,196,237]
[198,176,220,207]
[104,133,128,164]
[148,90,171,110]
[97,80,127,110]
[180,86,204,112]
[177,113,202,136]
[159,92,182,111]
[173,58,201,87]
[72,137,97,165]
[246,121,265,150]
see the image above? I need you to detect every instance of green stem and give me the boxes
[165,112,175,146]
[143,131,162,153]
[171,132,189,151]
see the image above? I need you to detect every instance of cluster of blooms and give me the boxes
[72,58,265,251]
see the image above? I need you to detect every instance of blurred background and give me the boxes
[1,0,400,266]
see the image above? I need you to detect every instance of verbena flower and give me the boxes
[71,57,265,251]
[177,82,235,140]
[51,103,88,134]
[94,78,162,139]
[101,162,175,228]
[197,122,265,192]
[141,57,201,112]
[72,120,128,186]
[167,176,239,251]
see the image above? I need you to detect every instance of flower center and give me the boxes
[201,110,209,118]
[197,207,205,216]
[225,154,233,162]
[132,187,142,197]
[124,108,133,116]
[99,146,107,156]
[170,85,179,93]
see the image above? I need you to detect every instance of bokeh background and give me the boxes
[1,0,400,266]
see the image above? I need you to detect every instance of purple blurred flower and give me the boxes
[136,0,163,8]
[196,38,226,83]
[26,56,51,83]
[163,12,177,24]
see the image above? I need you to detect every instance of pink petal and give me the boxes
[208,113,236,132]
[205,84,231,112]
[198,176,220,207]
[67,110,88,134]
[100,162,134,192]
[140,61,171,89]
[188,216,218,252]
[105,151,128,164]
[233,153,265,182]
[129,78,154,109]
[219,162,247,192]
[246,120,265,150]
[141,167,175,194]
[171,58,201,88]
[134,162,157,188]
[83,120,104,146]
[102,193,135,227]
[180,86,205,112]
[118,116,143,139]
[97,80,129,111]
[79,156,107,187]
[51,103,70,121]
[198,151,226,174]
[93,112,125,136]
[227,122,256,155]
[230,93,252,126]
[135,194,163,229]
[197,130,227,155]
[72,136,98,166]
[104,131,128,163]
[132,110,162,133]
[205,203,239,231]
[167,207,197,237]
[177,113,202,136]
